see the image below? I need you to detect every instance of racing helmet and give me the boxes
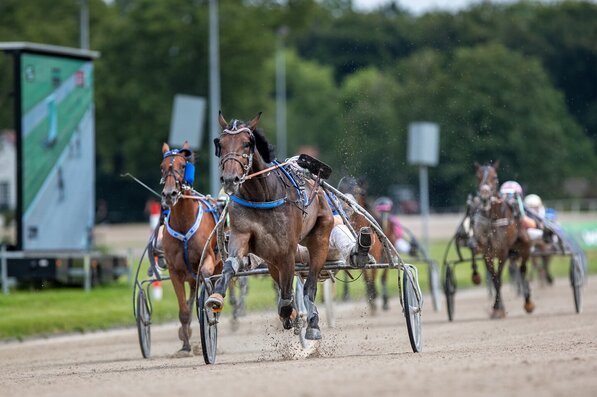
[374,196,394,214]
[524,194,543,209]
[499,181,523,197]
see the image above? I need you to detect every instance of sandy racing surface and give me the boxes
[1,275,596,397]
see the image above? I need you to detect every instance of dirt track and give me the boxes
[1,276,596,397]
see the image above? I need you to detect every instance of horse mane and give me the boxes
[252,127,276,163]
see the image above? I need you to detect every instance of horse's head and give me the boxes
[160,142,194,207]
[214,112,275,195]
[474,160,499,202]
[338,176,366,207]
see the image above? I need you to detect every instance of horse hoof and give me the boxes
[472,273,481,285]
[524,302,535,313]
[305,327,321,340]
[205,293,224,312]
[490,308,506,319]
[382,302,389,311]
[172,348,192,358]
[281,316,293,330]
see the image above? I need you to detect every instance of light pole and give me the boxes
[275,26,289,160]
[80,0,89,50]
[209,0,222,197]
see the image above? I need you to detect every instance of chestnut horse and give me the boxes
[470,161,534,318]
[160,142,221,355]
[205,112,334,340]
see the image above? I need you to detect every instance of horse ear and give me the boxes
[182,141,189,150]
[213,138,221,157]
[247,112,262,131]
[162,142,170,154]
[218,111,227,129]
[492,159,500,171]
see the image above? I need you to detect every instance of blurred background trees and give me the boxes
[1,0,596,220]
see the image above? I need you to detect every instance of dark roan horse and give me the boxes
[160,142,221,355]
[338,176,392,313]
[470,161,534,318]
[205,112,334,340]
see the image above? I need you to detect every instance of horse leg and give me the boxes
[239,276,248,316]
[381,268,390,311]
[468,241,481,285]
[542,254,553,285]
[471,253,481,285]
[206,235,249,311]
[170,272,192,354]
[485,256,505,319]
[302,229,332,340]
[273,260,297,331]
[520,255,535,313]
[364,269,377,313]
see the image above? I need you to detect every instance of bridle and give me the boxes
[160,149,194,206]
[216,124,255,185]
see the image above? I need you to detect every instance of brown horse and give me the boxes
[205,112,334,340]
[338,176,392,313]
[160,142,221,355]
[470,161,534,318]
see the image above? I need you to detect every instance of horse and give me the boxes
[338,176,392,313]
[159,142,221,355]
[205,112,334,340]
[469,161,534,318]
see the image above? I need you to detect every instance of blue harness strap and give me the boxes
[165,204,204,275]
[273,160,308,206]
[230,194,286,209]
[199,197,220,223]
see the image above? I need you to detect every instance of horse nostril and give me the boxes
[170,191,177,197]
[234,176,240,183]
[220,177,224,183]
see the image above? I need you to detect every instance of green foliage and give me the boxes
[1,0,596,217]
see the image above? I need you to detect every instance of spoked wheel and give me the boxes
[322,278,335,328]
[402,266,422,353]
[570,256,584,313]
[428,261,441,312]
[135,288,151,358]
[444,264,456,322]
[198,281,219,364]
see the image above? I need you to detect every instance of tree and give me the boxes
[392,43,597,207]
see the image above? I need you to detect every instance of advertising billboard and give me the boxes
[19,52,95,251]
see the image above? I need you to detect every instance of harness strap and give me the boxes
[229,194,286,209]
[273,160,308,206]
[165,204,204,275]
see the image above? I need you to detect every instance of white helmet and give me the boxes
[524,194,543,208]
[499,181,523,196]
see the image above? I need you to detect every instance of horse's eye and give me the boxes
[243,141,251,148]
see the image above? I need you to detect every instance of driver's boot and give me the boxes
[350,227,372,268]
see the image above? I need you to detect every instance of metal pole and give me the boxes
[419,165,429,253]
[275,27,288,160]
[84,254,91,292]
[209,0,222,197]
[80,0,90,50]
[1,245,8,295]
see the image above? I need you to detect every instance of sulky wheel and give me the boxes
[198,281,219,364]
[444,264,456,322]
[570,256,583,314]
[402,266,422,353]
[136,288,151,358]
